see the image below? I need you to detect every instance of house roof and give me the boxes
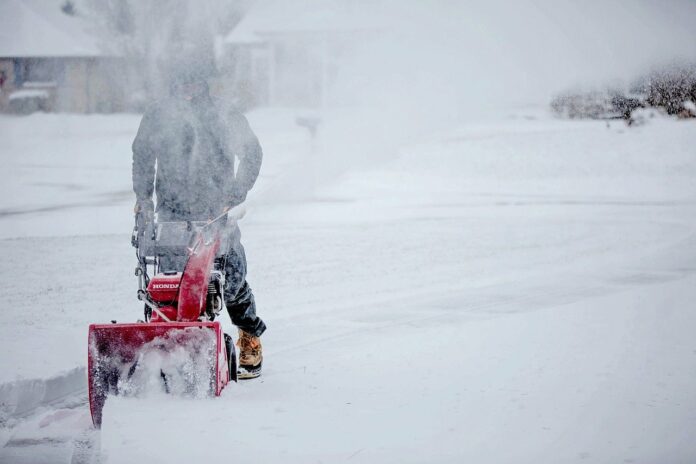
[224,0,381,44]
[0,0,103,58]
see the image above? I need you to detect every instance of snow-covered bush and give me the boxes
[550,89,637,120]
[641,63,696,117]
[551,62,696,121]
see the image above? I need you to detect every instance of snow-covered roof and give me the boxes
[0,0,103,58]
[224,0,381,44]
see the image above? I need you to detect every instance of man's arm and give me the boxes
[228,111,263,206]
[132,107,158,208]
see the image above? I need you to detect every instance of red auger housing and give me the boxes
[87,215,237,428]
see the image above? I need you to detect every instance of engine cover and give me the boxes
[147,272,182,303]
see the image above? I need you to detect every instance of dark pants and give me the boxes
[157,208,266,337]
[222,234,266,337]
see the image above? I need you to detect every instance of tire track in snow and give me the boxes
[262,267,695,376]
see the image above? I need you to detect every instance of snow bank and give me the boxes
[0,367,85,426]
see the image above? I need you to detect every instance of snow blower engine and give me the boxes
[87,210,239,428]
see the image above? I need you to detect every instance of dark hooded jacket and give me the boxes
[132,94,262,219]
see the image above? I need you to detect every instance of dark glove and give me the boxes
[132,198,155,248]
[134,198,155,223]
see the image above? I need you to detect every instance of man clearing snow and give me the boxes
[131,68,266,379]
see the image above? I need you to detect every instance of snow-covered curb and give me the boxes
[0,367,86,425]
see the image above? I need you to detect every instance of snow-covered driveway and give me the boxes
[1,110,695,463]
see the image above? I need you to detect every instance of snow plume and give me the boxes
[86,0,696,195]
[305,0,696,182]
[86,0,245,102]
[116,328,217,399]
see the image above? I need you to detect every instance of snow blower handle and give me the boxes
[201,204,247,232]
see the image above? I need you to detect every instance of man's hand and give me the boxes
[134,198,155,222]
[222,203,247,222]
[212,204,233,223]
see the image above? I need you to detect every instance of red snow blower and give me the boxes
[87,211,239,427]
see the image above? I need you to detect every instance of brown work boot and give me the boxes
[236,329,263,379]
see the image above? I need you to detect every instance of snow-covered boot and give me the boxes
[237,329,263,379]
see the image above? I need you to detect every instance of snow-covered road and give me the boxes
[1,110,695,463]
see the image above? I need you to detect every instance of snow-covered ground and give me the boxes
[1,109,695,463]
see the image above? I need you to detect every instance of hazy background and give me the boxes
[2,2,696,462]
[4,0,696,180]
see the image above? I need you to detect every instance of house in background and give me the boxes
[220,0,379,110]
[0,0,124,113]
